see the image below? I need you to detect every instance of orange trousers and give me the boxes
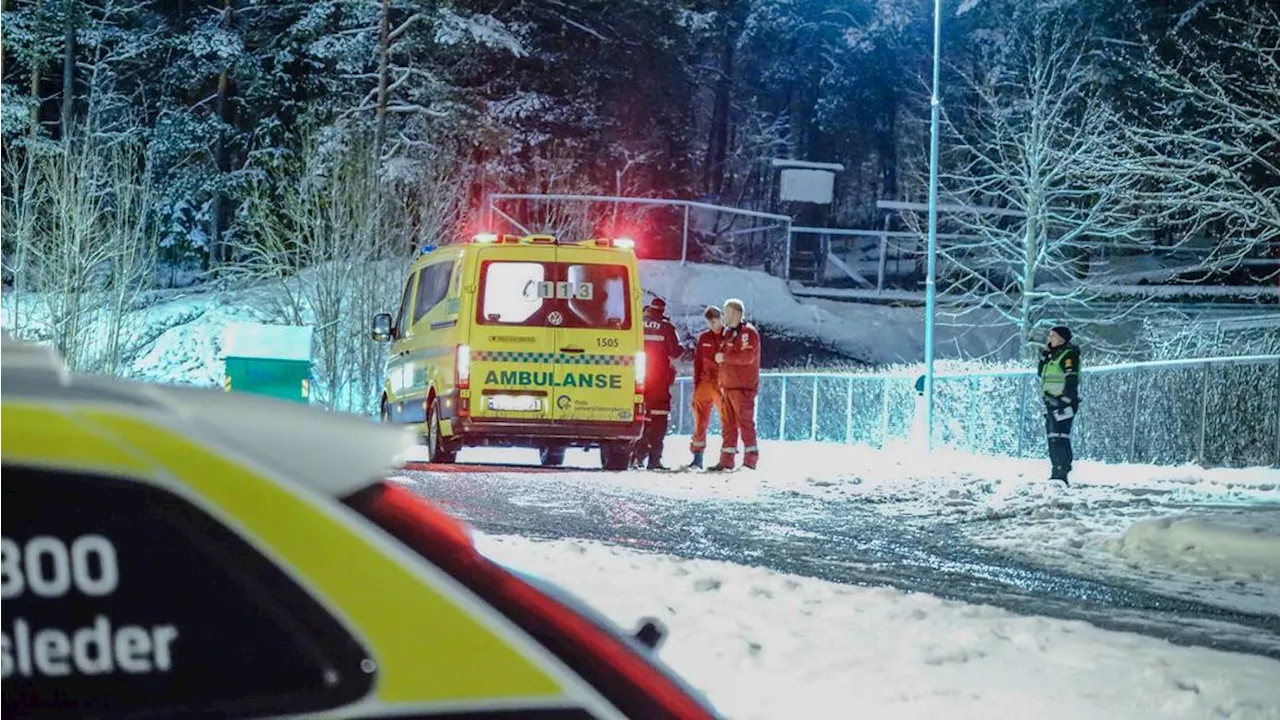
[718,388,759,469]
[690,382,724,454]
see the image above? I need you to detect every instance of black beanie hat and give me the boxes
[1050,325,1073,343]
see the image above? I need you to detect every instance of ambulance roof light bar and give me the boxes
[472,232,499,243]
[585,237,636,249]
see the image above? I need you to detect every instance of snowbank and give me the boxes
[1103,510,1280,584]
[638,260,1015,364]
[129,295,263,386]
[478,534,1280,720]
[639,259,879,361]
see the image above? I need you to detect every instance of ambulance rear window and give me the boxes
[478,261,548,325]
[478,261,631,330]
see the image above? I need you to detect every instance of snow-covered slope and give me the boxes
[2,259,1016,386]
[640,260,1016,365]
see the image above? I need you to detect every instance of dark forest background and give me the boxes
[2,0,1276,380]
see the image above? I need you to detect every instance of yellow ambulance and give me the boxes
[372,233,647,470]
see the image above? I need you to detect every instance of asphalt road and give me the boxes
[396,463,1280,660]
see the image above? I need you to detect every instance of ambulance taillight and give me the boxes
[633,351,646,423]
[633,351,646,391]
[456,344,471,416]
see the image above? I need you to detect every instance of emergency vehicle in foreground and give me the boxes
[1,336,721,719]
[372,233,647,470]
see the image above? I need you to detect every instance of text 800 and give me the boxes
[1,535,119,600]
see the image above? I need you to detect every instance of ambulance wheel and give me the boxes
[539,445,566,467]
[425,399,457,464]
[600,441,630,472]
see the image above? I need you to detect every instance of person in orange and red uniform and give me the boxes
[632,297,683,470]
[688,306,726,469]
[708,298,761,471]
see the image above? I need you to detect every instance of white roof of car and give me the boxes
[2,336,415,498]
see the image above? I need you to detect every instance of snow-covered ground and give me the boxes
[478,534,1280,720]
[418,436,1280,617]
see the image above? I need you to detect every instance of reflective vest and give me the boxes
[1041,348,1072,397]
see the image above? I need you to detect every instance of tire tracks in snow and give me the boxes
[395,469,1280,660]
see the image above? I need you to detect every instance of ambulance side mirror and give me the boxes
[371,313,393,342]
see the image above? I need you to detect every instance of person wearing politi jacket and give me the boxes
[709,298,761,471]
[688,305,726,469]
[632,298,683,470]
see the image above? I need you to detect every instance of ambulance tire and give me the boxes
[600,441,631,471]
[539,445,566,467]
[425,399,458,464]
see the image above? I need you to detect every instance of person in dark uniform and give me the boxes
[632,298,682,469]
[1039,325,1081,485]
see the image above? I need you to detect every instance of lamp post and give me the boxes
[923,0,943,452]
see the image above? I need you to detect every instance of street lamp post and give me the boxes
[923,0,943,452]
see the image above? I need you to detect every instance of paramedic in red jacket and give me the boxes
[709,298,761,471]
[688,305,725,469]
[632,298,683,470]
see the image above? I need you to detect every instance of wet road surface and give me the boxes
[395,464,1280,660]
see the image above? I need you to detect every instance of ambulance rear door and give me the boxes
[466,243,559,422]
[548,243,641,425]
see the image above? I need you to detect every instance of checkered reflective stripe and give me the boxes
[472,350,633,366]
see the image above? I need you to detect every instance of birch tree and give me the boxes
[2,150,42,331]
[97,138,158,375]
[230,129,411,414]
[19,126,153,368]
[926,6,1151,357]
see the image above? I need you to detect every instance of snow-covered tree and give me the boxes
[229,126,412,413]
[923,3,1153,356]
[1,126,156,373]
[1126,0,1279,268]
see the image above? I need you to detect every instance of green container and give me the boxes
[222,322,314,404]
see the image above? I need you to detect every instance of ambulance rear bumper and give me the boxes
[448,416,644,448]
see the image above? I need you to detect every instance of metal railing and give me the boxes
[485,193,795,278]
[671,355,1280,469]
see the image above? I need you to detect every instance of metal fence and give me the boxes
[671,355,1280,469]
